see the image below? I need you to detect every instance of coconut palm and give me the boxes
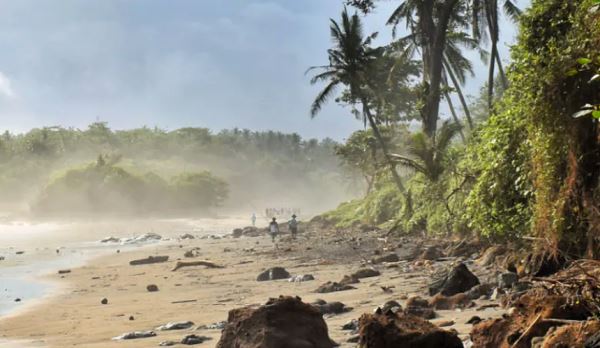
[308,8,409,196]
[471,0,521,108]
[390,120,463,182]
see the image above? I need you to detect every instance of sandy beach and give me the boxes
[0,218,505,347]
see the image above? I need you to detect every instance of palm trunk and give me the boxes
[495,50,508,89]
[443,59,474,129]
[486,1,499,110]
[443,88,466,143]
[360,96,407,197]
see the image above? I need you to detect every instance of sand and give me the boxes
[0,218,505,347]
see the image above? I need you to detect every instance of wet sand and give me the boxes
[0,219,504,347]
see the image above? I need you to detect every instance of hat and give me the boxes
[272,217,277,221]
[292,214,297,218]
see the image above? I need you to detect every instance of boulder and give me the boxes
[216,296,335,348]
[498,272,519,289]
[465,283,494,300]
[181,334,211,345]
[381,300,402,314]
[146,284,159,292]
[312,299,352,315]
[429,263,479,296]
[358,310,463,347]
[257,267,291,281]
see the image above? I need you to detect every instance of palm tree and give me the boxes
[386,0,465,137]
[308,8,408,196]
[390,120,462,182]
[471,0,521,109]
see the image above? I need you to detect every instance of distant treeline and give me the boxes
[0,123,350,217]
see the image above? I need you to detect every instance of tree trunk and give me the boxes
[443,88,466,143]
[495,50,508,89]
[360,96,407,196]
[443,59,474,129]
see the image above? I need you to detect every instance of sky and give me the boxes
[0,0,527,140]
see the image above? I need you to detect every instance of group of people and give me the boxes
[249,211,300,243]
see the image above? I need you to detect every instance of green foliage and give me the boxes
[33,160,228,217]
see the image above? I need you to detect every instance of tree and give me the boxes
[471,0,521,109]
[308,8,409,197]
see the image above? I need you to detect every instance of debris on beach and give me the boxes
[256,267,290,281]
[58,269,71,274]
[129,255,169,266]
[288,274,315,282]
[429,263,479,296]
[216,296,335,348]
[112,330,156,340]
[358,309,463,347]
[146,284,159,292]
[156,321,195,331]
[172,260,223,271]
[314,281,356,293]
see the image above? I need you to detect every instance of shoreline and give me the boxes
[0,219,506,347]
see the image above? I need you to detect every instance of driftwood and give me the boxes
[171,260,224,271]
[129,256,169,266]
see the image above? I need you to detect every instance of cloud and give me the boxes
[0,71,16,99]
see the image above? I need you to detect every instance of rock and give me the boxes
[112,331,156,340]
[347,335,360,343]
[184,248,201,258]
[101,298,108,305]
[146,284,159,292]
[100,236,120,243]
[428,263,480,296]
[351,268,381,279]
[477,245,506,266]
[233,226,263,238]
[404,306,436,320]
[466,316,482,325]
[256,267,291,281]
[288,274,315,282]
[181,334,211,345]
[498,272,518,289]
[0,256,5,261]
[216,296,335,348]
[342,319,359,332]
[358,310,463,347]
[180,233,195,240]
[512,281,532,293]
[232,228,243,238]
[156,321,195,331]
[172,260,223,271]
[129,255,169,266]
[420,246,444,261]
[372,253,400,264]
[406,296,430,308]
[14,298,21,302]
[58,269,71,274]
[15,251,24,255]
[129,316,135,320]
[312,300,352,315]
[429,293,475,310]
[436,320,455,327]
[159,341,177,346]
[121,233,162,244]
[381,300,402,314]
[315,281,356,293]
[465,283,494,300]
[340,275,360,285]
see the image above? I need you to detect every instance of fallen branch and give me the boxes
[511,313,542,348]
[171,260,224,271]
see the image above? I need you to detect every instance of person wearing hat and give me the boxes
[288,214,298,239]
[268,217,279,242]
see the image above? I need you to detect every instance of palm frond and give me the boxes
[503,0,521,22]
[310,81,339,117]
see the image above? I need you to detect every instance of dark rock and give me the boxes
[256,267,291,281]
[466,316,482,325]
[14,298,21,302]
[129,316,135,321]
[181,334,211,345]
[512,281,532,293]
[340,275,360,285]
[466,283,494,300]
[428,263,480,296]
[342,319,359,331]
[420,246,444,261]
[180,233,195,240]
[498,272,518,289]
[372,253,399,264]
[347,335,360,343]
[101,298,108,305]
[216,296,335,348]
[404,306,436,320]
[58,269,71,274]
[315,281,356,293]
[351,268,381,279]
[381,300,402,314]
[146,284,159,292]
[358,310,462,347]
[312,300,352,315]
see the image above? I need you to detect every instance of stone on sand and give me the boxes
[256,267,291,281]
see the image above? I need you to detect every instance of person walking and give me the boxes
[251,213,256,227]
[268,217,279,243]
[288,214,298,239]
